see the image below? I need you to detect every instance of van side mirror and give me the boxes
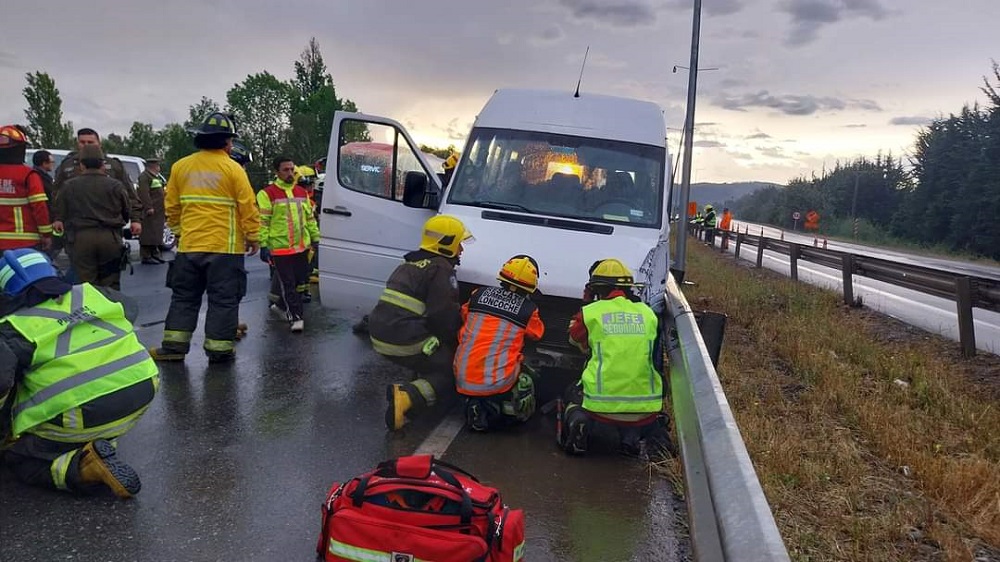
[403,171,440,209]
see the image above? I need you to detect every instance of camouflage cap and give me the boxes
[79,144,105,161]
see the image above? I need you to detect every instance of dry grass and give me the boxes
[671,241,1000,562]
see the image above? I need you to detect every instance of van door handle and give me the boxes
[323,207,352,217]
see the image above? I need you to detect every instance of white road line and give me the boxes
[413,412,466,457]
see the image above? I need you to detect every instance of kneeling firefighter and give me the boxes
[560,258,671,457]
[0,249,159,498]
[370,215,473,431]
[455,255,545,431]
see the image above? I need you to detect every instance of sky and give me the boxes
[1,0,997,184]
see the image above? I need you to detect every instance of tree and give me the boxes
[159,123,195,176]
[227,72,293,184]
[420,144,459,159]
[187,96,221,129]
[119,122,162,158]
[22,71,73,149]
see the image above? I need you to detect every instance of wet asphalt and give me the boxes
[0,253,687,562]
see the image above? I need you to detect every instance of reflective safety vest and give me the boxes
[151,174,165,189]
[580,297,662,414]
[454,286,544,396]
[703,209,718,228]
[2,284,159,437]
[256,179,320,256]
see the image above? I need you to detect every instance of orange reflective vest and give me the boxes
[719,211,732,231]
[454,286,544,396]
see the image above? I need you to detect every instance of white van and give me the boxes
[318,89,671,368]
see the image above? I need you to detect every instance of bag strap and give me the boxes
[317,482,344,559]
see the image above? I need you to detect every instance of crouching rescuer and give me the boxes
[0,249,159,498]
[560,258,671,457]
[455,255,544,432]
[370,215,473,431]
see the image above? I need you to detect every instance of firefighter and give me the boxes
[455,255,545,432]
[229,140,253,341]
[149,113,260,364]
[373,214,473,431]
[295,165,321,287]
[50,144,139,291]
[702,204,718,246]
[442,152,459,186]
[0,125,52,253]
[258,157,319,332]
[560,258,671,458]
[0,249,159,498]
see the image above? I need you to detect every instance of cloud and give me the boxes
[0,50,18,69]
[694,139,725,148]
[889,115,933,126]
[530,26,565,45]
[758,146,791,159]
[666,0,745,16]
[745,132,771,139]
[713,90,883,115]
[843,123,868,128]
[556,0,657,27]
[780,0,890,46]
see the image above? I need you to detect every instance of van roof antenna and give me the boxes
[574,46,590,98]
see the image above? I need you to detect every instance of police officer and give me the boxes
[0,249,159,498]
[373,215,472,430]
[51,144,139,290]
[137,157,167,264]
[53,128,142,218]
[149,113,260,364]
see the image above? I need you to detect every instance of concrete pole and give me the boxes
[670,0,703,284]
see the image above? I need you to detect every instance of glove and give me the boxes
[259,247,271,263]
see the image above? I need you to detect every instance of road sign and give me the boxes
[792,211,801,220]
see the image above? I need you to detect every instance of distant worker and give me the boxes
[258,157,319,332]
[149,113,260,364]
[0,249,159,498]
[719,207,733,250]
[0,126,52,253]
[372,215,473,430]
[136,157,167,264]
[560,258,670,458]
[455,255,544,432]
[294,164,321,287]
[442,152,459,186]
[229,140,253,342]
[50,144,139,290]
[702,204,717,246]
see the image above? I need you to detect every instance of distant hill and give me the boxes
[685,182,780,208]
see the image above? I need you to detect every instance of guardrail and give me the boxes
[692,225,1000,357]
[662,275,792,562]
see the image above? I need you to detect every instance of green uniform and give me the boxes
[53,151,143,218]
[136,169,166,259]
[52,170,134,289]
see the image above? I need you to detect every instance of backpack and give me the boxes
[316,455,525,562]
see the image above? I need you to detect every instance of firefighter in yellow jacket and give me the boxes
[0,249,159,498]
[149,113,260,364]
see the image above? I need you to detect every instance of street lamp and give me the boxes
[672,65,720,73]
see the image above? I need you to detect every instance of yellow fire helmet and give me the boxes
[588,258,634,288]
[443,153,459,171]
[498,254,539,293]
[295,165,317,187]
[419,214,473,258]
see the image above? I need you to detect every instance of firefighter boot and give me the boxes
[77,440,141,498]
[385,384,415,431]
[148,347,186,362]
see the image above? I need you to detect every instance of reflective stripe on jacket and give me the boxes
[368,250,462,356]
[1,284,159,437]
[454,286,544,396]
[0,164,51,250]
[256,180,320,255]
[165,149,259,254]
[580,296,662,414]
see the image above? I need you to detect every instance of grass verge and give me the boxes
[666,240,1000,562]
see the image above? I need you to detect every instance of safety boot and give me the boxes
[77,440,141,498]
[148,347,185,362]
[290,318,304,333]
[385,384,414,431]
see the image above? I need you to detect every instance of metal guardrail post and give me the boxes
[842,254,855,306]
[955,277,976,358]
[789,243,800,281]
[734,232,743,258]
[756,238,767,268]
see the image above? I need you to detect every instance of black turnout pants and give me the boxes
[162,252,246,357]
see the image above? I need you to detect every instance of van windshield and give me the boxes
[447,127,665,228]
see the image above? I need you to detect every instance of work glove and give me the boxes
[259,247,271,263]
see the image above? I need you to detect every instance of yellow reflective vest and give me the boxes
[2,284,159,437]
[165,149,260,254]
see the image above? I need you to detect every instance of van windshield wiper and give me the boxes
[477,201,532,212]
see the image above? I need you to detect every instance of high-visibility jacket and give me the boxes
[454,286,544,396]
[1,284,159,438]
[703,208,718,228]
[256,179,320,255]
[580,296,662,414]
[720,210,732,231]
[165,149,259,254]
[0,164,51,250]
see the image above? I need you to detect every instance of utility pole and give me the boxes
[670,0,703,284]
[851,172,860,240]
